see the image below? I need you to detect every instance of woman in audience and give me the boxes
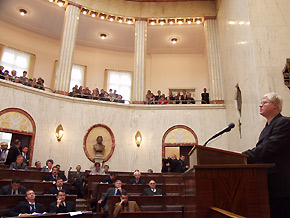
[41,159,54,172]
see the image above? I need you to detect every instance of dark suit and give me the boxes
[0,184,27,195]
[47,185,70,195]
[129,178,145,185]
[101,175,114,184]
[201,92,209,104]
[170,159,182,173]
[7,200,45,216]
[70,171,85,198]
[142,187,163,196]
[243,113,290,217]
[44,173,67,182]
[5,144,21,165]
[99,187,126,212]
[49,201,75,213]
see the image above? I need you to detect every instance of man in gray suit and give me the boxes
[97,180,126,213]
[9,155,27,170]
[0,178,26,195]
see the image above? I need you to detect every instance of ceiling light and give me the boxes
[48,0,54,2]
[57,0,65,7]
[90,11,97,17]
[168,19,175,25]
[195,18,202,24]
[186,18,193,24]
[100,33,107,39]
[158,19,165,25]
[108,15,115,22]
[177,19,184,24]
[100,13,106,20]
[81,8,89,15]
[118,17,123,23]
[19,9,28,16]
[149,19,156,25]
[170,37,178,44]
[126,18,133,24]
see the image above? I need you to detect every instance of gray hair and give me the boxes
[264,93,283,112]
[134,171,141,176]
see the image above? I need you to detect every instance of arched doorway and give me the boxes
[162,125,198,168]
[0,108,36,166]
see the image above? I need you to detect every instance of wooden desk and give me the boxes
[119,211,183,218]
[0,169,49,181]
[0,195,77,217]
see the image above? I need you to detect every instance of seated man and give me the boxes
[102,164,110,175]
[6,189,45,217]
[35,160,41,168]
[48,178,70,195]
[0,178,26,195]
[44,166,67,182]
[129,171,145,185]
[9,155,27,170]
[101,173,116,184]
[142,180,163,196]
[41,159,54,172]
[113,192,141,217]
[49,190,76,213]
[90,162,104,175]
[98,180,126,213]
[70,164,85,198]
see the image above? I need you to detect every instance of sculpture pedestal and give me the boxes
[94,154,104,165]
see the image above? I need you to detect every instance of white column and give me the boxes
[54,4,79,94]
[132,20,147,103]
[204,19,224,103]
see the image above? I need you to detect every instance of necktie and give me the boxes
[30,204,35,213]
[116,189,121,195]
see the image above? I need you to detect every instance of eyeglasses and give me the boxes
[260,101,271,106]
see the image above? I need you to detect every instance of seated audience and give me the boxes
[90,162,104,175]
[167,91,175,102]
[158,94,167,105]
[142,180,163,196]
[113,192,141,217]
[113,95,125,103]
[7,189,45,216]
[155,90,162,101]
[5,139,22,165]
[129,171,145,185]
[49,190,76,213]
[70,164,84,198]
[35,160,42,168]
[0,178,27,195]
[48,178,70,195]
[9,155,27,170]
[21,145,30,165]
[100,92,110,101]
[98,180,126,213]
[175,91,182,104]
[182,89,187,101]
[150,95,158,104]
[44,166,67,182]
[201,87,210,104]
[41,159,54,172]
[55,164,65,174]
[102,164,110,175]
[11,70,17,81]
[0,142,9,164]
[101,173,116,184]
[36,77,45,90]
[20,71,28,84]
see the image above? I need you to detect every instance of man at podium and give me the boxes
[243,93,290,218]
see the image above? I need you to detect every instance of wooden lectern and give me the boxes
[184,145,272,218]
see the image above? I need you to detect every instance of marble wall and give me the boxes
[217,0,290,152]
[0,80,226,173]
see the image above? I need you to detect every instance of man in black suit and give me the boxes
[98,180,126,213]
[243,93,290,218]
[5,139,21,165]
[201,87,210,104]
[70,164,85,198]
[48,178,70,195]
[142,180,163,196]
[129,171,145,184]
[44,166,67,182]
[0,178,26,195]
[101,173,116,184]
[169,154,182,173]
[49,190,75,213]
[6,189,45,216]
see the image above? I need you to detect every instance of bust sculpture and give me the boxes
[93,136,105,155]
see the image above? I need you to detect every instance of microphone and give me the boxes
[68,167,72,172]
[203,123,235,146]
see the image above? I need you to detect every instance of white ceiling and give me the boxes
[0,0,206,54]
